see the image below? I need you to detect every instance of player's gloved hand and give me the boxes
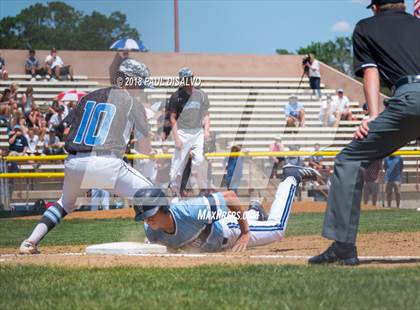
[232,232,250,252]
[354,116,376,140]
[174,139,183,150]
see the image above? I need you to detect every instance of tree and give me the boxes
[297,37,353,76]
[0,2,143,50]
[276,37,353,76]
[275,48,293,55]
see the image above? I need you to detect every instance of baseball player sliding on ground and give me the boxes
[19,58,154,254]
[133,165,320,252]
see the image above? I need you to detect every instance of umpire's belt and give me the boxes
[393,75,420,94]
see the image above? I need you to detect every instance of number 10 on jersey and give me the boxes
[74,101,116,146]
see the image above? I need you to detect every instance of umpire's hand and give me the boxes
[354,116,376,140]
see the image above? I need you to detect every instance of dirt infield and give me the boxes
[12,201,383,221]
[1,232,419,268]
[2,202,417,268]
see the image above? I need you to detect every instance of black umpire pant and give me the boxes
[322,83,420,244]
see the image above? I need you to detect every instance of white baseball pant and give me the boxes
[57,153,153,213]
[221,177,297,249]
[170,128,208,192]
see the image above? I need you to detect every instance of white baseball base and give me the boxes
[85,242,167,255]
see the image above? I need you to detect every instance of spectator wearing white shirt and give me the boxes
[306,54,321,99]
[319,95,338,127]
[333,89,354,121]
[25,128,40,155]
[49,105,67,140]
[45,48,74,81]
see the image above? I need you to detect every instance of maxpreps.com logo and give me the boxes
[196,209,249,221]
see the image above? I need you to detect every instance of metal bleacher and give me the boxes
[1,75,419,204]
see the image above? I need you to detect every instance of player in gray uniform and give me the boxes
[168,68,210,195]
[19,59,154,254]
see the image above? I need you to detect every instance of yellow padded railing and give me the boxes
[0,150,419,178]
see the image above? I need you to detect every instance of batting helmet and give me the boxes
[114,58,150,88]
[133,188,169,221]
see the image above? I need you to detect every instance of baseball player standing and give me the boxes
[168,68,210,196]
[133,165,320,252]
[309,0,420,265]
[19,59,154,254]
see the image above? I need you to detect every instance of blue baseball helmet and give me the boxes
[133,188,168,221]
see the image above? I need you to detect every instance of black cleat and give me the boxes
[248,200,268,221]
[308,242,360,266]
[282,164,321,183]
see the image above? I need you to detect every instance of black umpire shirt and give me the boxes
[353,9,420,89]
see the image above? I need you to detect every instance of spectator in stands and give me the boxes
[24,128,40,155]
[43,128,64,155]
[38,118,48,142]
[49,105,66,140]
[319,95,338,127]
[155,146,172,187]
[285,95,305,127]
[363,160,382,206]
[44,48,74,81]
[286,144,305,166]
[90,189,111,211]
[8,125,28,156]
[28,105,42,129]
[223,145,244,195]
[20,87,34,115]
[9,83,19,101]
[122,49,130,59]
[362,102,369,117]
[0,51,8,80]
[304,54,321,99]
[9,104,23,130]
[309,143,327,173]
[384,155,404,208]
[269,136,285,179]
[333,89,354,121]
[25,50,44,81]
[0,88,11,118]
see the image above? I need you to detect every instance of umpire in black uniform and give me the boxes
[309,0,420,265]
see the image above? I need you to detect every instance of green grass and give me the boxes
[1,264,419,310]
[0,209,419,248]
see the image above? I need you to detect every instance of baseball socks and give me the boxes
[27,203,67,245]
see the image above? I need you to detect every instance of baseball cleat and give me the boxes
[19,240,40,254]
[248,200,268,221]
[308,242,360,266]
[282,164,321,183]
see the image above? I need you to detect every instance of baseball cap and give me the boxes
[13,125,21,131]
[366,0,404,9]
[179,67,193,78]
[337,88,344,93]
